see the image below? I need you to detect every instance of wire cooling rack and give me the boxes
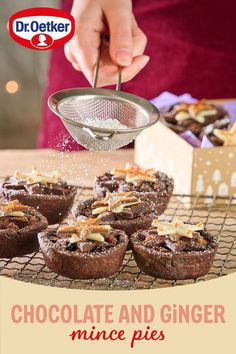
[0,186,236,290]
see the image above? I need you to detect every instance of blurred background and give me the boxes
[0,0,59,148]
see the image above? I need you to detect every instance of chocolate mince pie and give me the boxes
[94,164,174,215]
[0,167,77,225]
[73,191,153,238]
[211,122,236,146]
[162,100,229,137]
[38,218,128,279]
[0,200,48,258]
[131,218,218,280]
[199,118,232,145]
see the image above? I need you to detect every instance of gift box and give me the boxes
[135,93,236,198]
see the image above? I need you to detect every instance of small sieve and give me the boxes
[48,51,159,151]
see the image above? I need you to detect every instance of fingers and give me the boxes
[71,62,81,71]
[64,0,148,85]
[65,33,149,86]
[103,2,133,66]
[64,43,81,71]
[64,0,104,83]
[95,12,148,87]
[96,54,150,87]
[122,55,150,82]
[131,15,147,57]
[65,26,101,83]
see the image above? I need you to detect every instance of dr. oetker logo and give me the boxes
[9,7,75,50]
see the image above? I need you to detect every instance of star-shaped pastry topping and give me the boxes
[174,100,218,124]
[58,218,112,243]
[110,164,156,183]
[151,218,204,239]
[213,123,236,146]
[14,166,60,185]
[91,191,141,215]
[0,200,29,218]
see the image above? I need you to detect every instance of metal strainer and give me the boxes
[48,53,159,151]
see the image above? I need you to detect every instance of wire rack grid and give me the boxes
[0,186,236,290]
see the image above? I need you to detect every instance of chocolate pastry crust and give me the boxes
[131,226,218,280]
[1,178,77,225]
[38,228,128,279]
[0,203,48,258]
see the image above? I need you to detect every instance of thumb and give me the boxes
[104,4,133,66]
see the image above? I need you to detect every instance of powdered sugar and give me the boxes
[83,118,128,130]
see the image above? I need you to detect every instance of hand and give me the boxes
[64,0,149,86]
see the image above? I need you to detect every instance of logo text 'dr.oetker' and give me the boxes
[9,7,75,50]
[14,20,70,33]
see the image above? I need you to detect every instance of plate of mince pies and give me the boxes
[161,99,236,148]
[162,99,230,138]
[0,164,219,282]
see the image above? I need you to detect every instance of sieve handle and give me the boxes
[92,43,122,91]
[83,127,115,140]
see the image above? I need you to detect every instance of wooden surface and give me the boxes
[0,149,134,187]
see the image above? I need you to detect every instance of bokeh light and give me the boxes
[5,80,19,94]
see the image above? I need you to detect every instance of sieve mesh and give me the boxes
[49,87,159,150]
[58,96,149,129]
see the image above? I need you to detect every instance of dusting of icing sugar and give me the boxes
[83,118,128,130]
